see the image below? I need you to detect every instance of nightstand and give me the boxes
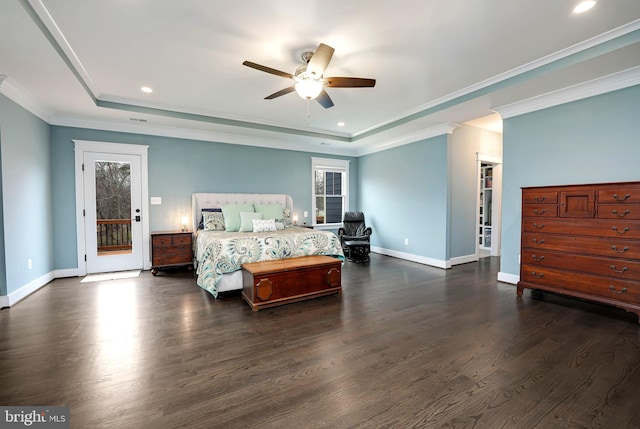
[150,231,193,275]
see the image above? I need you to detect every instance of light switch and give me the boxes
[150,197,162,205]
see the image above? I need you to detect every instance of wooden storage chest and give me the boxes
[242,256,342,311]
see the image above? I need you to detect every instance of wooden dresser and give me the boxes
[150,231,193,275]
[518,181,640,323]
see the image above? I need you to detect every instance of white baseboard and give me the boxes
[498,271,519,285]
[3,271,55,307]
[0,295,8,308]
[371,246,450,269]
[449,254,479,266]
[54,268,82,278]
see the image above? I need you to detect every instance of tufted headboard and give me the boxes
[192,193,294,231]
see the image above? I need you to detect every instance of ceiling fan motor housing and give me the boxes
[300,51,314,64]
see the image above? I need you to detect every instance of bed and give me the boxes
[192,193,344,298]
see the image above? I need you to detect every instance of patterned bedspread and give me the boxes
[194,226,344,297]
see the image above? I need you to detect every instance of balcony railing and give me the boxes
[97,219,132,252]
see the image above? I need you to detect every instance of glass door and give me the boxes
[84,152,143,273]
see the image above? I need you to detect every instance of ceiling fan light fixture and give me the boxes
[295,78,323,100]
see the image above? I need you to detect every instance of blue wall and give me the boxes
[0,94,53,295]
[358,136,449,261]
[501,84,640,278]
[449,125,502,259]
[50,126,358,270]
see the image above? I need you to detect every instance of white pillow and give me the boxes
[252,218,277,232]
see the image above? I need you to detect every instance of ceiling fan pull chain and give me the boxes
[306,100,311,126]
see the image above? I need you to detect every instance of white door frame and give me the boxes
[74,140,151,275]
[476,153,502,258]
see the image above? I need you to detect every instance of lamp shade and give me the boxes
[295,79,323,100]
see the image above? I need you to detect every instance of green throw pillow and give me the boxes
[254,203,284,221]
[221,203,255,232]
[239,212,263,232]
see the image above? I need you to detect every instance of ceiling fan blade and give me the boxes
[324,77,376,88]
[265,86,296,99]
[307,43,334,78]
[315,90,334,109]
[242,61,294,79]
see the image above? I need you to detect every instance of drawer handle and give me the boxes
[531,272,544,279]
[608,285,628,294]
[609,265,628,274]
[611,245,629,253]
[533,209,547,215]
[533,223,545,229]
[534,196,546,202]
[612,226,630,235]
[532,255,545,262]
[612,209,630,218]
[532,238,545,244]
[612,193,631,201]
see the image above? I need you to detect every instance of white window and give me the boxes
[311,157,349,227]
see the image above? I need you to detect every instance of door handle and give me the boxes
[135,215,141,222]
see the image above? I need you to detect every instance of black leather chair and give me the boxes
[338,212,372,262]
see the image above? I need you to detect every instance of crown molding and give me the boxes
[98,94,353,140]
[0,75,53,122]
[494,66,640,119]
[50,114,359,157]
[355,122,459,157]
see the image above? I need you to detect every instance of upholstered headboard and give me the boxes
[192,193,294,231]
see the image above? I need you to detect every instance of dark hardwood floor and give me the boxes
[1,255,639,428]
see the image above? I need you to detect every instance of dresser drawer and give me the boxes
[522,232,640,259]
[522,204,558,218]
[521,264,640,304]
[152,234,191,247]
[597,204,640,220]
[152,235,173,246]
[153,251,192,266]
[521,249,640,280]
[598,188,640,204]
[522,218,640,239]
[523,191,558,204]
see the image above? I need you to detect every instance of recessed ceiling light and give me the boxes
[141,86,153,93]
[573,1,596,13]
[337,122,345,127]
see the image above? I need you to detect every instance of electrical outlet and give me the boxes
[28,258,32,269]
[404,238,409,245]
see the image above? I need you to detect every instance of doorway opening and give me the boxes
[477,155,502,258]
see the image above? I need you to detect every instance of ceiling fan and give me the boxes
[242,43,375,109]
